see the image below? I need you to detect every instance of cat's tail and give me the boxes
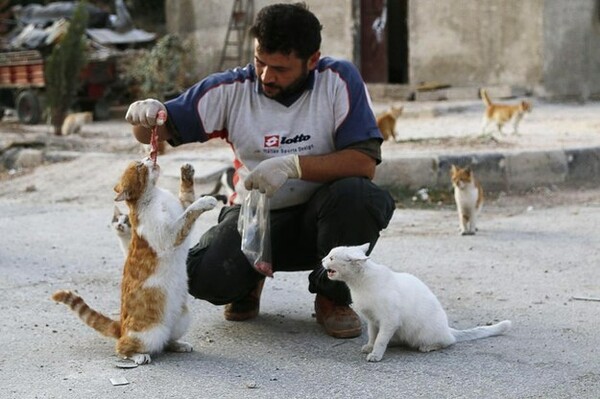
[480,88,492,107]
[52,290,121,339]
[450,320,511,343]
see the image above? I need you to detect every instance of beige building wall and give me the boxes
[408,0,544,90]
[165,0,355,82]
[407,0,600,99]
[166,0,600,99]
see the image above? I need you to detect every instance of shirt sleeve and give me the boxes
[342,138,382,164]
[164,66,254,145]
[321,59,383,150]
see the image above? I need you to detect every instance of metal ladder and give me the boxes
[219,0,254,70]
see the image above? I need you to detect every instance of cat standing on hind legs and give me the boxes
[323,244,512,362]
[450,164,484,236]
[53,157,217,366]
[111,163,199,256]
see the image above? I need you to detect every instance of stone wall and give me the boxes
[408,0,544,90]
[165,0,354,82]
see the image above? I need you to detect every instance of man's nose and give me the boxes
[261,66,275,84]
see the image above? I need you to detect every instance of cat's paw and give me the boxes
[180,163,195,184]
[191,196,218,211]
[366,351,383,362]
[129,353,152,365]
[361,344,373,354]
[165,340,193,353]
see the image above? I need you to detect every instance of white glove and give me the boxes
[244,154,302,197]
[125,99,167,129]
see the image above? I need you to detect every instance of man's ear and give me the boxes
[307,51,320,70]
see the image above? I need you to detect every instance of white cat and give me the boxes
[323,244,512,362]
[111,205,131,256]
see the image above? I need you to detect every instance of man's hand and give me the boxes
[125,99,167,129]
[244,155,302,197]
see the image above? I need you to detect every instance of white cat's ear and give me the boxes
[359,243,370,253]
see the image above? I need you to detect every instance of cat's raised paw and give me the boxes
[180,163,195,183]
[192,196,218,211]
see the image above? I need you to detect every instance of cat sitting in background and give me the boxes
[323,244,511,362]
[53,157,217,366]
[376,105,403,141]
[61,111,93,135]
[450,164,484,236]
[480,88,532,135]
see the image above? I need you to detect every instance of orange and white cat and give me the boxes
[376,105,403,141]
[480,88,532,135]
[53,157,217,366]
[450,164,484,236]
[111,163,197,256]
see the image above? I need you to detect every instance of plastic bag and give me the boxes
[238,190,273,277]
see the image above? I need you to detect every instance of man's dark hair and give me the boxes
[249,2,322,60]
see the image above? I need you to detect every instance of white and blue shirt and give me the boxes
[165,57,381,209]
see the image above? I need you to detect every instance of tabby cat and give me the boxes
[450,164,484,236]
[480,88,532,135]
[323,244,512,362]
[53,157,217,366]
[376,105,403,141]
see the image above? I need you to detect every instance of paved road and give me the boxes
[1,100,600,398]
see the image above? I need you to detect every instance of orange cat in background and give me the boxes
[480,89,532,135]
[450,164,484,236]
[376,105,403,141]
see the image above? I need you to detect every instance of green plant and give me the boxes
[125,34,189,101]
[44,1,89,135]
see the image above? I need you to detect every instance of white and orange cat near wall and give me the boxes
[450,164,484,236]
[480,88,532,135]
[53,158,217,366]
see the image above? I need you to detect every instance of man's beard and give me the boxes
[260,65,309,101]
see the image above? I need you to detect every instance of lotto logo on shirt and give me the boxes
[264,135,280,148]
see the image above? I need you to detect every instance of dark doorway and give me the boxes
[360,0,408,84]
[388,0,408,83]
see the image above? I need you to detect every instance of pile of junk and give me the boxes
[0,0,156,123]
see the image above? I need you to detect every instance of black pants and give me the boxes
[186,177,395,306]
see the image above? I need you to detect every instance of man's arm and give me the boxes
[299,149,376,181]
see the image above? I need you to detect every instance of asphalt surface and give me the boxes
[1,99,600,398]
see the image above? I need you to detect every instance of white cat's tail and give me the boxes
[451,320,512,343]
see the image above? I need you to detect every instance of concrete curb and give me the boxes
[374,146,600,194]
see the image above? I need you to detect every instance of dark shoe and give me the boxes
[314,294,362,338]
[224,279,265,321]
